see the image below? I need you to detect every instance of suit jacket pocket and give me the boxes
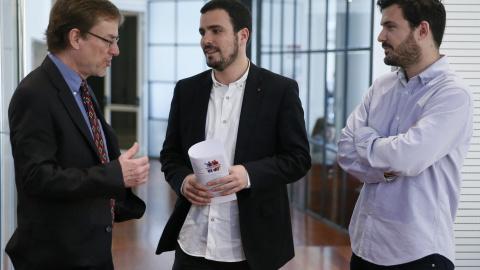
[32,222,89,242]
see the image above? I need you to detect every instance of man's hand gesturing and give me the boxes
[118,142,150,187]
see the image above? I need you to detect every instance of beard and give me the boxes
[383,31,421,68]
[204,37,239,71]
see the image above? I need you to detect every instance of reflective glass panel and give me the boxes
[282,53,295,79]
[296,0,310,53]
[177,46,206,80]
[261,0,271,52]
[327,0,347,50]
[150,83,176,119]
[296,53,309,109]
[310,0,327,50]
[346,51,371,118]
[271,0,282,52]
[308,53,326,135]
[261,53,271,70]
[271,53,281,74]
[149,46,175,82]
[283,0,295,52]
[150,2,175,44]
[348,0,373,48]
[177,1,205,44]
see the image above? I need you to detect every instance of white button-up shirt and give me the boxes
[178,63,250,262]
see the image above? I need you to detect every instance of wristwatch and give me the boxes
[383,172,397,182]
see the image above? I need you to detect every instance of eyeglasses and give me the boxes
[87,31,119,47]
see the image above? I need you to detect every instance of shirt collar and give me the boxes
[211,60,250,88]
[397,55,449,86]
[48,53,83,94]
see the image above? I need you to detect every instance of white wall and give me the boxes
[442,1,480,269]
[1,0,18,269]
[371,1,480,268]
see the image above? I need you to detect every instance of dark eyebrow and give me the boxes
[199,25,225,32]
[381,20,396,27]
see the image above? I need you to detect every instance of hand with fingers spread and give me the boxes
[118,142,150,188]
[182,174,214,206]
[208,165,248,196]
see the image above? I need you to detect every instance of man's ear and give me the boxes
[69,28,82,50]
[417,21,430,41]
[238,28,249,47]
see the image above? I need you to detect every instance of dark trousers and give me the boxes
[172,242,251,270]
[351,253,454,270]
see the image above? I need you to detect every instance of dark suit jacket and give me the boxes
[156,63,311,270]
[6,56,146,270]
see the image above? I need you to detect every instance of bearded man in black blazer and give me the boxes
[156,1,311,269]
[6,1,150,269]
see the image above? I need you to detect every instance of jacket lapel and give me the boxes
[190,71,213,145]
[234,64,264,164]
[42,56,101,161]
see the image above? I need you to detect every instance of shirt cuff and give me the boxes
[245,172,251,189]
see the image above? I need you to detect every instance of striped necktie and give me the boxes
[80,79,115,226]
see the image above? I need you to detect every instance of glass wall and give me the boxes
[257,0,374,230]
[148,0,208,157]
[148,0,375,230]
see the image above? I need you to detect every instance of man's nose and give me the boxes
[378,29,387,43]
[109,42,120,56]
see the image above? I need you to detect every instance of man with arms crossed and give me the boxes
[156,0,311,269]
[7,0,150,269]
[337,0,473,269]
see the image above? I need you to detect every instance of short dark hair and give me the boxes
[377,0,446,48]
[201,0,252,43]
[46,0,124,53]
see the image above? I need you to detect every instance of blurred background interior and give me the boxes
[0,0,479,269]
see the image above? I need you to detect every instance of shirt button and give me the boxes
[396,116,400,120]
[370,191,374,194]
[226,96,230,99]
[367,215,372,219]
[239,84,243,88]
[404,91,408,95]
[222,120,226,124]
[211,218,215,222]
[105,226,112,232]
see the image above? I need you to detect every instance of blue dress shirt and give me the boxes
[48,53,109,159]
[337,56,473,266]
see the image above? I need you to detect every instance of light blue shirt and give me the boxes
[337,56,473,266]
[48,53,109,159]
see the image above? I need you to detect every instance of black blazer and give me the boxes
[156,63,311,270]
[6,56,145,270]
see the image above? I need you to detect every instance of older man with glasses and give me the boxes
[6,0,150,269]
